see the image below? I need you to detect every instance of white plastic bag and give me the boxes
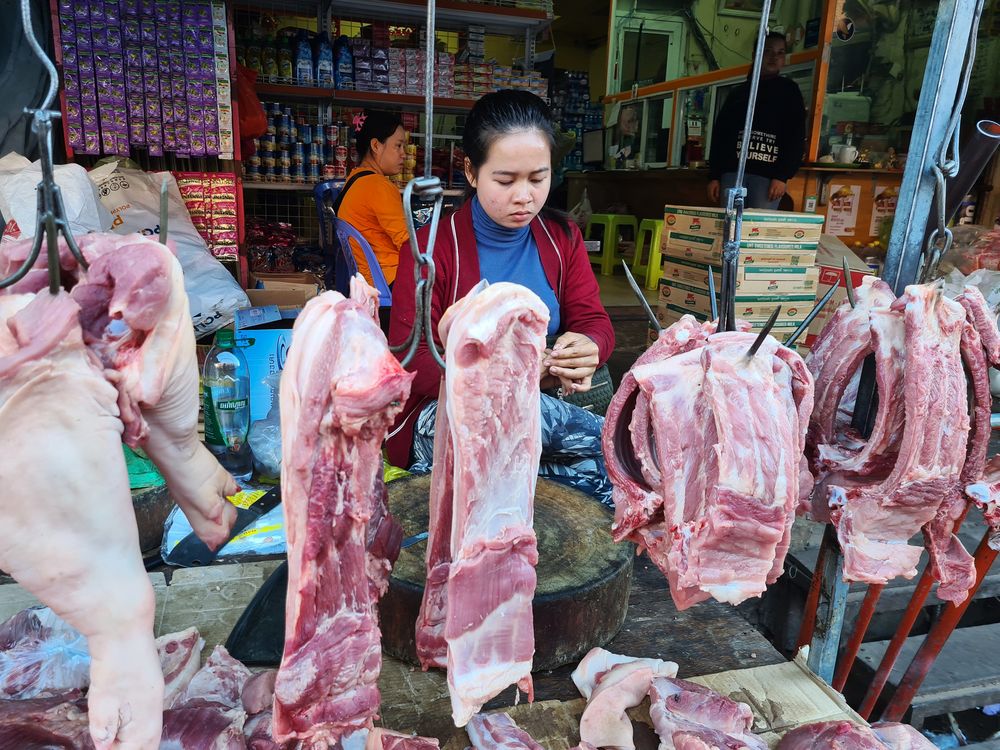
[248,372,282,480]
[0,607,91,699]
[87,162,248,337]
[0,152,112,243]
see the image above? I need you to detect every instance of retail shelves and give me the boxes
[244,181,466,197]
[328,0,551,35]
[255,82,475,112]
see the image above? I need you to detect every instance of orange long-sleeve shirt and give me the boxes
[336,169,408,286]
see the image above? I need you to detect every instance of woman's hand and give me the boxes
[544,332,600,394]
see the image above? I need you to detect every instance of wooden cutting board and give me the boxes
[436,657,865,750]
[379,475,634,671]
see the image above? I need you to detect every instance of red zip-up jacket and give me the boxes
[385,201,615,467]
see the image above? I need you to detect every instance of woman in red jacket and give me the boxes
[386,90,616,505]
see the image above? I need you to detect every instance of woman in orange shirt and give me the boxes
[337,110,409,288]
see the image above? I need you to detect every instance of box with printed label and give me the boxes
[663,205,825,245]
[655,303,806,337]
[657,279,816,322]
[661,256,821,295]
[234,306,300,423]
[663,230,818,268]
[802,234,875,348]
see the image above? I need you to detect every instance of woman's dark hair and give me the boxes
[765,30,788,48]
[355,109,403,160]
[462,90,571,236]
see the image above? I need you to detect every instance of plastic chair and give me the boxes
[313,180,391,307]
[586,213,638,276]
[630,219,665,291]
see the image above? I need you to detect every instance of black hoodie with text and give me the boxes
[708,75,806,183]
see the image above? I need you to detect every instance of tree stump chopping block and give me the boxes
[379,475,634,672]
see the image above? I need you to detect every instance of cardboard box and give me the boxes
[802,234,876,348]
[661,256,821,296]
[657,279,817,323]
[246,272,321,308]
[655,302,807,336]
[663,205,825,245]
[233,306,299,422]
[663,231,818,268]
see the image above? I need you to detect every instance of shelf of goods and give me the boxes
[328,0,551,35]
[254,83,475,113]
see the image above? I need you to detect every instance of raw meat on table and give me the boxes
[571,647,678,700]
[776,720,934,749]
[171,645,251,711]
[579,661,659,750]
[648,677,765,750]
[412,281,548,727]
[604,316,813,610]
[0,607,91,700]
[0,290,163,749]
[274,283,413,746]
[0,691,94,749]
[158,628,205,710]
[466,712,544,750]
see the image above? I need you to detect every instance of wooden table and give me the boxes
[378,555,787,739]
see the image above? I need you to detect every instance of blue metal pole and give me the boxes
[880,0,982,294]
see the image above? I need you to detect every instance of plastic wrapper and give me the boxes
[161,488,286,561]
[248,372,282,480]
[0,608,91,699]
[938,224,1000,276]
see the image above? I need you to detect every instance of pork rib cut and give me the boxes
[274,284,413,746]
[776,720,935,749]
[414,281,548,726]
[604,315,813,610]
[366,728,441,749]
[648,676,766,750]
[0,291,163,749]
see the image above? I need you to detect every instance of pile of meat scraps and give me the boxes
[412,281,549,727]
[273,281,413,747]
[804,279,1000,602]
[777,719,935,749]
[0,613,275,749]
[0,233,240,748]
[570,647,764,750]
[604,315,814,610]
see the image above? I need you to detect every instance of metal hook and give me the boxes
[707,265,719,322]
[622,261,661,333]
[843,256,857,309]
[747,305,782,358]
[784,279,841,347]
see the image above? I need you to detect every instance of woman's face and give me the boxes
[466,129,551,229]
[373,126,406,176]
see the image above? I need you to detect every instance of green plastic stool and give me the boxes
[630,219,665,291]
[586,214,638,276]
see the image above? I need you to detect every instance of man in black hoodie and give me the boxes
[707,31,805,210]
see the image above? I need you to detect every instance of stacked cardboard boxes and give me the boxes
[653,206,826,349]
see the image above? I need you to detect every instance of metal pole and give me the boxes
[806,525,851,684]
[423,0,436,179]
[881,0,983,294]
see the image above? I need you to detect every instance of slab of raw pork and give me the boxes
[274,286,413,745]
[571,647,678,700]
[806,284,981,599]
[776,720,934,749]
[466,712,546,750]
[604,315,813,610]
[412,282,547,726]
[0,607,90,700]
[0,691,94,749]
[0,291,163,749]
[648,676,766,750]
[158,628,205,709]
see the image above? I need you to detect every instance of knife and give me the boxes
[400,531,428,549]
[165,485,283,567]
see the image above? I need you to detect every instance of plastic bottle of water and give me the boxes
[203,329,253,482]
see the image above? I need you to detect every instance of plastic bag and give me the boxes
[248,372,283,480]
[87,162,249,337]
[0,607,91,699]
[0,152,112,243]
[161,488,287,562]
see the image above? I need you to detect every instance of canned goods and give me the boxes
[282,105,292,118]
[322,163,336,179]
[278,150,290,169]
[339,124,348,147]
[292,142,304,165]
[335,145,347,162]
[292,163,306,181]
[307,162,320,180]
[313,127,324,146]
[333,164,346,179]
[266,118,276,136]
[259,134,275,152]
[349,147,359,164]
[299,124,312,145]
[277,114,290,138]
[247,153,261,167]
[264,172,276,183]
[245,164,260,181]
[270,102,281,116]
[290,122,297,141]
[325,124,338,145]
[262,154,276,169]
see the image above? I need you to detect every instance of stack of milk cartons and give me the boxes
[652,205,826,348]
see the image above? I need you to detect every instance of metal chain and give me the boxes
[389,0,446,370]
[0,0,88,294]
[921,0,986,281]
